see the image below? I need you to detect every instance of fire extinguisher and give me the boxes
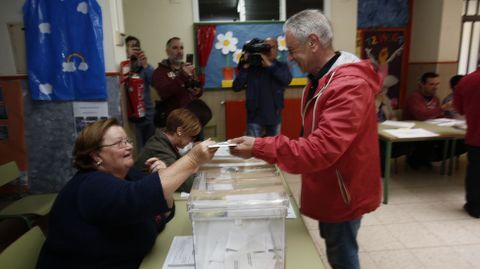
[125,73,146,122]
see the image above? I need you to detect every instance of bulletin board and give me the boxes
[195,22,306,89]
[358,28,407,109]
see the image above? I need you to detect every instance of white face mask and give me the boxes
[177,142,193,156]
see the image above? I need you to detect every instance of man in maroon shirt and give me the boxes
[151,37,203,127]
[404,72,449,168]
[454,66,480,218]
[403,72,448,120]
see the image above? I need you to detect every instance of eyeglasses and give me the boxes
[98,138,133,149]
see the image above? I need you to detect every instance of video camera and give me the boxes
[241,38,272,67]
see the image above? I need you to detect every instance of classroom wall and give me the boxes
[0,1,24,74]
[407,0,462,102]
[330,0,358,53]
[123,0,195,68]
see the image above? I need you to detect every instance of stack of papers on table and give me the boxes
[383,128,439,138]
[454,122,467,130]
[381,120,416,129]
[425,118,466,127]
[163,236,195,269]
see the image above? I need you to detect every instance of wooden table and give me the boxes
[379,121,465,204]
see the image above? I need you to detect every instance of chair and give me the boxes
[0,226,45,269]
[0,161,57,228]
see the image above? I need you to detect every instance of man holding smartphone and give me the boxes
[152,37,203,128]
[120,35,155,148]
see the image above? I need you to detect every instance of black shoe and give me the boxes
[463,204,480,218]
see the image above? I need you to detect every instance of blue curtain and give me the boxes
[23,0,106,101]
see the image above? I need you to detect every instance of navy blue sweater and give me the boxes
[232,60,292,125]
[36,169,172,269]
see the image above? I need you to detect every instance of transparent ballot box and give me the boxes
[187,172,289,269]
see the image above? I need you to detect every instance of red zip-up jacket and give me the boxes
[252,57,382,222]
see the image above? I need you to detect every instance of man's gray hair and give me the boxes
[283,9,333,48]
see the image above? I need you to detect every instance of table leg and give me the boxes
[441,139,449,175]
[383,140,392,204]
[448,139,457,176]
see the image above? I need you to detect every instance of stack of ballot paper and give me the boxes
[425,118,466,127]
[162,236,195,269]
[383,128,439,138]
[380,120,416,129]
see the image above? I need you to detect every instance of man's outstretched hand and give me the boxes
[228,136,255,159]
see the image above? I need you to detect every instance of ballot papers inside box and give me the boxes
[199,165,279,182]
[187,172,288,269]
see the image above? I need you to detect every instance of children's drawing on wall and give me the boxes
[361,30,405,109]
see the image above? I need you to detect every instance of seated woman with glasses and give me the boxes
[135,108,202,193]
[36,118,216,269]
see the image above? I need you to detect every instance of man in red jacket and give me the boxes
[230,9,382,269]
[454,66,480,218]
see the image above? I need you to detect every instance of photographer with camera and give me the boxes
[152,37,203,128]
[233,37,292,137]
[120,35,155,148]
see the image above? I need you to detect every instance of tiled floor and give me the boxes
[283,155,480,269]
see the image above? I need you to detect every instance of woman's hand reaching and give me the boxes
[144,157,167,173]
[185,138,218,167]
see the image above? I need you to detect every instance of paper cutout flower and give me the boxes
[215,31,238,55]
[277,36,287,51]
[232,49,243,64]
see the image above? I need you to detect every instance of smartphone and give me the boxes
[186,53,194,64]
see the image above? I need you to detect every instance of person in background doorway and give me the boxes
[233,37,292,137]
[36,119,216,269]
[230,9,382,269]
[135,109,202,193]
[454,65,480,218]
[120,36,155,148]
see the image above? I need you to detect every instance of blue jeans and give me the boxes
[319,218,362,269]
[246,123,281,137]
